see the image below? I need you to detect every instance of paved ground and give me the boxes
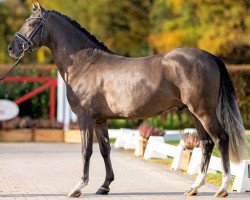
[0,143,249,200]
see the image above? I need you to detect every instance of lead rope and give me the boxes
[0,50,26,81]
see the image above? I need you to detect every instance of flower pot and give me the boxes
[0,129,33,142]
[64,130,81,143]
[180,149,193,171]
[64,130,98,144]
[138,138,148,156]
[64,130,98,143]
[34,129,64,142]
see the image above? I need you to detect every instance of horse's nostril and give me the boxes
[8,45,13,53]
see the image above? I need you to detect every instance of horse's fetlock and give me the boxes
[108,175,114,182]
[81,177,89,185]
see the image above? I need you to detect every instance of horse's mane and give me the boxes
[49,10,112,53]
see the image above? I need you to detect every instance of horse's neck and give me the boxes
[46,13,109,81]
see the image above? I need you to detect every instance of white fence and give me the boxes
[113,128,250,193]
[114,129,140,150]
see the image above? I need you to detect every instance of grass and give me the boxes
[109,138,116,144]
[165,140,179,146]
[149,157,174,168]
[206,173,235,191]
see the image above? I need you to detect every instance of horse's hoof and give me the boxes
[95,187,110,195]
[67,190,82,198]
[185,188,198,196]
[214,190,228,198]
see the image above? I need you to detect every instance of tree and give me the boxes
[41,0,153,56]
[148,0,250,63]
[1,0,250,63]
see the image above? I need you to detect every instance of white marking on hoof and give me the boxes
[68,180,87,197]
[68,189,81,197]
[185,188,198,196]
[214,190,228,198]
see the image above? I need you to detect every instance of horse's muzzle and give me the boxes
[7,40,23,59]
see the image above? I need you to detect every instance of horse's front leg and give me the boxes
[94,120,114,195]
[68,115,94,197]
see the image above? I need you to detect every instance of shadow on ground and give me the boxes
[0,191,216,198]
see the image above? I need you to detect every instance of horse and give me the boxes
[7,2,247,198]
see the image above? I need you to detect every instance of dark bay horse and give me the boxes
[8,2,247,198]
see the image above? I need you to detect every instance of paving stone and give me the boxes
[0,143,249,200]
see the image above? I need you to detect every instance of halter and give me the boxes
[15,11,48,52]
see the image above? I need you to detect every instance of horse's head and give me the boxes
[8,2,48,59]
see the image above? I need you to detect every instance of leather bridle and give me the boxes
[15,11,48,52]
[0,11,48,81]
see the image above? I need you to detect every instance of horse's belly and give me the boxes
[95,61,181,119]
[103,86,180,119]
[103,99,179,119]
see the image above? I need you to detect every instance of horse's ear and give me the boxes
[32,2,38,12]
[36,1,45,14]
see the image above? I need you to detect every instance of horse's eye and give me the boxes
[29,22,35,27]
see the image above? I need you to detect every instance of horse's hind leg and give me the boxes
[94,120,114,195]
[195,113,231,197]
[185,116,214,196]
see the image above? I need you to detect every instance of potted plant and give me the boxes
[137,123,164,156]
[180,132,202,170]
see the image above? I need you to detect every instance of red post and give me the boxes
[3,77,57,121]
[14,82,52,105]
[4,77,54,82]
[50,80,56,121]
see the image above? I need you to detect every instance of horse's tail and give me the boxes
[212,55,247,163]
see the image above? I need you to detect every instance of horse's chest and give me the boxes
[66,84,94,114]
